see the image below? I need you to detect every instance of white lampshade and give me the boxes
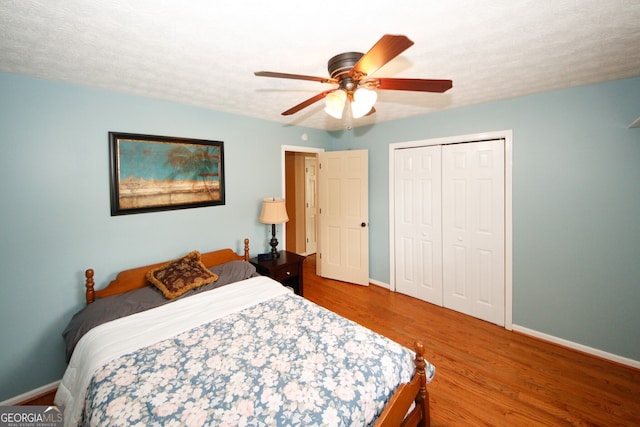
[351,87,377,118]
[259,197,289,224]
[324,90,347,119]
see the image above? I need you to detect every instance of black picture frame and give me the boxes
[109,132,225,216]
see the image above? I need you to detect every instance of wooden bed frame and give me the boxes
[85,239,251,304]
[81,238,430,426]
[375,342,430,427]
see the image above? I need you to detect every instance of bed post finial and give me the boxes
[414,341,430,426]
[244,238,250,261]
[85,269,95,305]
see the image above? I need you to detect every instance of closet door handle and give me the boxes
[361,222,367,227]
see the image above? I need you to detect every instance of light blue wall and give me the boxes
[0,73,330,401]
[330,77,640,362]
[1,72,638,401]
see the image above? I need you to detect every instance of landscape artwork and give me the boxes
[109,132,225,215]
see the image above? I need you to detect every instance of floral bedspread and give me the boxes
[81,292,431,426]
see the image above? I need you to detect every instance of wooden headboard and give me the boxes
[85,238,250,304]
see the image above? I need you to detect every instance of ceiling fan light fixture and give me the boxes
[324,90,347,119]
[351,87,377,118]
[255,35,452,119]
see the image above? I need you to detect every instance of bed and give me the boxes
[55,239,435,427]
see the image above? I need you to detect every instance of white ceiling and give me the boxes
[1,1,639,131]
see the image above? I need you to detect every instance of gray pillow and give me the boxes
[62,261,256,362]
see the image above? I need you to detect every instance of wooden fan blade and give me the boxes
[372,78,453,93]
[282,90,334,116]
[349,34,414,78]
[255,71,336,84]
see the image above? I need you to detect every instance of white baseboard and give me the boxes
[0,380,60,406]
[512,324,640,369]
[369,278,389,289]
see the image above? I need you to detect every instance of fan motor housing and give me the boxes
[328,52,363,80]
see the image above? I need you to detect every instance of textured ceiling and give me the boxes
[1,1,639,131]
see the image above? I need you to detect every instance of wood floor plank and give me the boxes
[302,255,640,426]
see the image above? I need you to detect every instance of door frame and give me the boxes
[388,130,513,330]
[281,145,325,252]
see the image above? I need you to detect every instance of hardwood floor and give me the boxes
[19,389,56,405]
[303,255,640,426]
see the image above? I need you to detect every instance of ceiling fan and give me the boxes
[254,34,452,120]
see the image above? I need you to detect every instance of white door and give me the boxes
[304,156,318,254]
[442,140,505,325]
[393,139,505,326]
[394,146,443,305]
[317,150,369,286]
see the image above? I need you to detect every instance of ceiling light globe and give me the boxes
[351,88,377,118]
[324,90,347,119]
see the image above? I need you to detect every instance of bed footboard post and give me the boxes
[243,238,250,261]
[414,341,430,427]
[85,269,95,305]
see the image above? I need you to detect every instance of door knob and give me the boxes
[361,222,367,227]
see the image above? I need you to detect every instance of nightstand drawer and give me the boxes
[273,265,299,282]
[249,250,306,296]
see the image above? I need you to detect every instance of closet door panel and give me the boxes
[394,146,443,305]
[443,140,505,325]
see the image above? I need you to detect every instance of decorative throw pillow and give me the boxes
[146,251,219,299]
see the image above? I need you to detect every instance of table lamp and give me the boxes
[259,197,289,259]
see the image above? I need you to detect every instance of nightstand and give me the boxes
[249,250,306,296]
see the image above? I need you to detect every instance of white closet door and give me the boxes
[394,146,443,305]
[442,140,505,326]
[304,156,318,254]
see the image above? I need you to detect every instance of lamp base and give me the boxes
[268,223,281,259]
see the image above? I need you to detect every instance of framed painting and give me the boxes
[109,132,225,216]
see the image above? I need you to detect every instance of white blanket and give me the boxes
[54,276,289,427]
